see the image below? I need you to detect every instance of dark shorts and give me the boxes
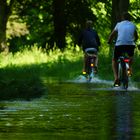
[113,45,135,60]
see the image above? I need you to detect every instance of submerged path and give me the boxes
[0,77,140,140]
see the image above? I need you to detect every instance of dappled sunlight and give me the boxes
[0,47,82,68]
[0,47,83,100]
[7,15,29,39]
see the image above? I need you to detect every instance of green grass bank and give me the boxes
[0,47,139,100]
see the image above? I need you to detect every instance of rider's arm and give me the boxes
[108,30,117,44]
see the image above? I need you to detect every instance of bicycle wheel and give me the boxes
[118,61,128,89]
[86,58,94,82]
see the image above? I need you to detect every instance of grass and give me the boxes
[0,47,83,100]
[0,46,139,100]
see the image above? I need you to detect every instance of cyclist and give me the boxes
[108,12,138,86]
[78,20,101,74]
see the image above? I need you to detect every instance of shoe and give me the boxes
[94,66,98,74]
[82,67,86,75]
[82,71,86,75]
[127,68,132,76]
[114,79,120,87]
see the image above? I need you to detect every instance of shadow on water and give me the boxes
[67,75,140,140]
[112,91,132,140]
[0,64,46,101]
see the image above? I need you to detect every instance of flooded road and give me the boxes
[0,76,140,140]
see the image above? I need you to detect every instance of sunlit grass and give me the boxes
[0,46,83,68]
[0,45,139,100]
[0,46,83,100]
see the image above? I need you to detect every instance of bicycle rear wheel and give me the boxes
[118,61,128,89]
[86,58,95,82]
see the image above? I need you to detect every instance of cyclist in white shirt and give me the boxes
[108,12,138,86]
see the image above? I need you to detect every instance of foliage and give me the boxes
[0,0,139,53]
[7,0,98,51]
[9,0,53,50]
[7,15,29,39]
[130,0,140,23]
[65,0,97,46]
[129,0,140,37]
[0,47,82,100]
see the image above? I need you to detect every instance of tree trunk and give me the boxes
[112,0,129,28]
[0,1,9,52]
[53,0,66,50]
[0,0,14,52]
[108,0,130,56]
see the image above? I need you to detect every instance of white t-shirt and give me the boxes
[114,20,136,46]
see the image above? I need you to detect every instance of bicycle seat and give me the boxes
[85,48,97,57]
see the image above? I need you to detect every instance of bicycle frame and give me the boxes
[86,55,96,81]
[84,48,97,82]
[118,56,130,89]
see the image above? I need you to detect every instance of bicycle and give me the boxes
[116,54,131,89]
[83,48,97,82]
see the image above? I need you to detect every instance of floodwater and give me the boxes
[0,76,140,140]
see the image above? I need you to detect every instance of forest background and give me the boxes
[0,0,140,100]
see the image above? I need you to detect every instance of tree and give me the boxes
[53,0,66,50]
[13,0,96,51]
[65,0,96,47]
[111,0,129,28]
[52,0,96,50]
[10,0,54,51]
[0,0,15,52]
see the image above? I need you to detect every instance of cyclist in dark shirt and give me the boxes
[78,20,101,74]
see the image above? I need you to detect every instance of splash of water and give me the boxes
[70,75,140,92]
[73,75,112,84]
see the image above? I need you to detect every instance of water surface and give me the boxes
[0,77,140,140]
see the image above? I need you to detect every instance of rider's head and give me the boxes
[86,20,93,28]
[122,12,131,21]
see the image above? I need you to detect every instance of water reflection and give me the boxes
[0,81,140,140]
[114,91,132,140]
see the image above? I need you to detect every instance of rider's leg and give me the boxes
[113,46,121,86]
[94,55,98,67]
[128,56,133,75]
[127,45,135,75]
[112,59,118,81]
[128,56,133,66]
[83,53,87,73]
[94,55,98,73]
